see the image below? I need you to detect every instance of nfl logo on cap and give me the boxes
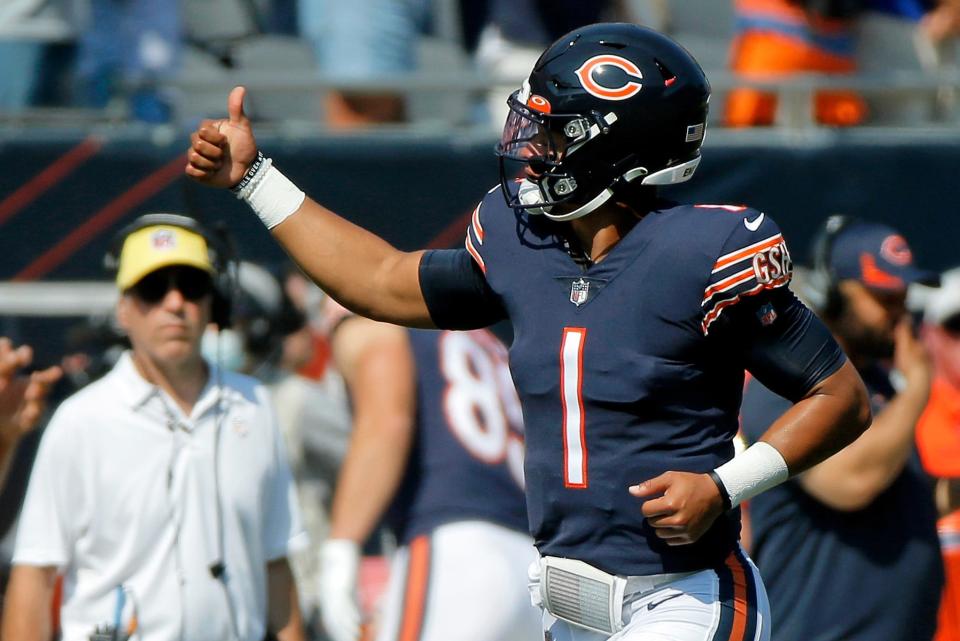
[151,229,177,250]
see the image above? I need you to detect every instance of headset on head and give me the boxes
[104,213,235,328]
[107,213,241,606]
[806,214,859,319]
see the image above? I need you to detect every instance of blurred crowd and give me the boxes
[0,0,625,125]
[3,0,959,127]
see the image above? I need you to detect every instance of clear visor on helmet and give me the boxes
[496,91,569,172]
[496,90,614,217]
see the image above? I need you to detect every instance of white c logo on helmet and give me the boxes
[575,55,643,101]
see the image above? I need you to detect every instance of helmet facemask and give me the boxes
[496,88,619,222]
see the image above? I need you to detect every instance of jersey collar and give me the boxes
[111,351,235,422]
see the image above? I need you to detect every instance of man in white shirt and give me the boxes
[1,214,307,641]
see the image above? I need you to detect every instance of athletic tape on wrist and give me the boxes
[236,159,305,229]
[712,441,789,508]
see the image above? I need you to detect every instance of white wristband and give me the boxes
[237,160,305,229]
[713,441,789,508]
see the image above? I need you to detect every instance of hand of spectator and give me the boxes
[318,539,362,641]
[185,86,259,189]
[893,317,932,393]
[630,471,726,546]
[0,338,62,446]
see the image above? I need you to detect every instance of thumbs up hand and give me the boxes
[186,86,259,189]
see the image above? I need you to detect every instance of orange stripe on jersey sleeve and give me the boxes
[398,536,431,641]
[471,204,484,244]
[713,234,783,272]
[703,267,755,302]
[465,233,486,273]
[702,275,790,334]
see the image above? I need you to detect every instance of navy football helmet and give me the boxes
[496,23,711,221]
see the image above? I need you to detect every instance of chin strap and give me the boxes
[518,179,615,221]
[519,155,701,222]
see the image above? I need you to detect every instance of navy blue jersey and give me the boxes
[386,328,529,544]
[430,188,800,575]
[740,368,943,641]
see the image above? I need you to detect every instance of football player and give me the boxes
[317,300,538,641]
[186,23,871,641]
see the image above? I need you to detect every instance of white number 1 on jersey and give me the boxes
[561,328,588,488]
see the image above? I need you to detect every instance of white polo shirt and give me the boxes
[14,352,307,641]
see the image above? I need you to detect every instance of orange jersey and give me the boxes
[938,511,960,641]
[918,378,960,478]
[917,378,960,641]
[726,0,865,126]
[733,0,856,53]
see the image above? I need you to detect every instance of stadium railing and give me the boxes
[0,70,957,133]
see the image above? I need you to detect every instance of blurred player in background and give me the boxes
[187,23,871,641]
[317,299,538,641]
[740,216,943,641]
[1,214,307,641]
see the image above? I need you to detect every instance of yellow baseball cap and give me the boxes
[116,224,214,290]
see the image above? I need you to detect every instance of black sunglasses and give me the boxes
[130,266,214,303]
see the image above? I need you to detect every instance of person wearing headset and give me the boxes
[739,216,944,641]
[1,214,308,641]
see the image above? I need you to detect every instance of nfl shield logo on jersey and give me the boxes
[757,302,778,326]
[570,278,590,306]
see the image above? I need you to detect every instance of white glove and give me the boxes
[319,539,362,641]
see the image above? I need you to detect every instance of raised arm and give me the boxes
[799,320,930,511]
[185,87,433,327]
